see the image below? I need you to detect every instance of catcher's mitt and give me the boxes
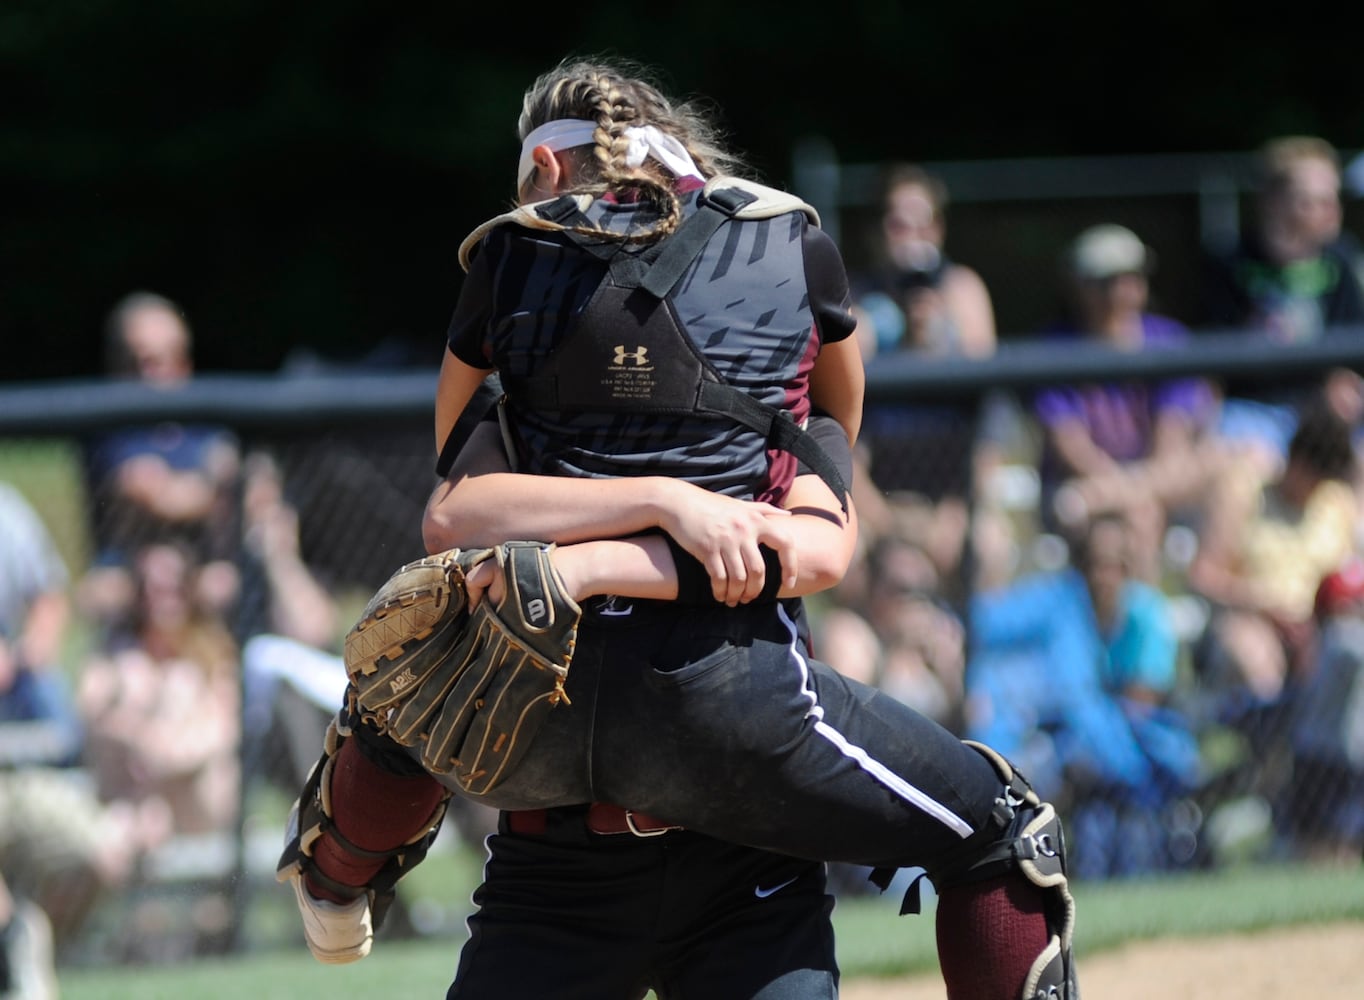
[344,541,580,796]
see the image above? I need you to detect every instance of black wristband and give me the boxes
[662,535,785,605]
[756,544,785,603]
[663,534,717,604]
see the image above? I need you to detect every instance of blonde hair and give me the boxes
[1259,135,1342,196]
[517,57,746,243]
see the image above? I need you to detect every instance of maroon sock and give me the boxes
[936,873,1050,1000]
[305,738,446,904]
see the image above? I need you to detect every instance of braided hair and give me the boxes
[517,58,746,243]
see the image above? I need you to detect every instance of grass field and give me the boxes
[56,860,1364,999]
[7,444,1361,995]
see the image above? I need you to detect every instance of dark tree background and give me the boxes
[3,2,1360,381]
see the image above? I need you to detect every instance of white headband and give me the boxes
[517,119,597,191]
[517,118,703,192]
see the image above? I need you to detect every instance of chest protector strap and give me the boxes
[499,181,849,512]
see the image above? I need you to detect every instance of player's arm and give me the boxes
[803,222,864,445]
[465,475,857,610]
[809,336,864,445]
[424,424,786,549]
[424,419,856,606]
[434,349,492,457]
[547,490,856,607]
[425,420,802,600]
[424,422,796,606]
[436,236,501,455]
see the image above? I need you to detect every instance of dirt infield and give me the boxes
[841,920,1363,999]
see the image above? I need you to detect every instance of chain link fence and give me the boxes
[4,338,1364,965]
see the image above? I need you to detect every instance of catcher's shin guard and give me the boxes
[276,715,449,961]
[929,741,1078,1000]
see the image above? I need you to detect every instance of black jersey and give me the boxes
[448,182,855,506]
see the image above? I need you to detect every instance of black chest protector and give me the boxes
[495,184,849,511]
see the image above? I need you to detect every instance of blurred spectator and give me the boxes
[70,540,243,962]
[1031,223,1221,583]
[2,484,143,976]
[236,450,346,790]
[965,512,1202,878]
[78,292,242,628]
[1200,136,1364,466]
[1203,136,1364,344]
[76,541,241,844]
[1283,556,1364,861]
[1187,400,1358,777]
[815,532,965,733]
[0,482,82,764]
[850,164,995,360]
[848,164,1015,597]
[1188,401,1358,700]
[0,739,144,969]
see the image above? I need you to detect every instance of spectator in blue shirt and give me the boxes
[965,512,1202,878]
[78,292,241,628]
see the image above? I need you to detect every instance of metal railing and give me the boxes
[791,140,1362,251]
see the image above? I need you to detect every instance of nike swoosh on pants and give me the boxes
[753,875,800,898]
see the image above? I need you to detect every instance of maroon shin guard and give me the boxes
[306,738,446,903]
[935,873,1049,1000]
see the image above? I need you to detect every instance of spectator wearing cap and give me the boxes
[1028,224,1221,582]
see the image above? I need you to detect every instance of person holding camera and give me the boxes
[845,164,1009,601]
[850,163,996,360]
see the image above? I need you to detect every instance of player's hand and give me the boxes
[462,557,503,609]
[657,485,790,607]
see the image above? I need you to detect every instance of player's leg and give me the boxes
[591,601,1004,863]
[590,602,1076,999]
[929,742,1077,999]
[448,807,661,1000]
[684,659,1077,999]
[277,714,449,963]
[650,835,837,1000]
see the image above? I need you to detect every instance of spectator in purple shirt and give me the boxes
[1031,224,1222,581]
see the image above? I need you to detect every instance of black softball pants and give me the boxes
[435,596,1005,874]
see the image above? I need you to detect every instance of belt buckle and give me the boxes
[625,810,674,838]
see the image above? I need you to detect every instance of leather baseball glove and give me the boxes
[344,541,579,795]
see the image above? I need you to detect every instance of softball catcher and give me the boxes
[278,58,1078,1000]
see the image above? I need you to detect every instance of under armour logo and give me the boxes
[613,345,649,366]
